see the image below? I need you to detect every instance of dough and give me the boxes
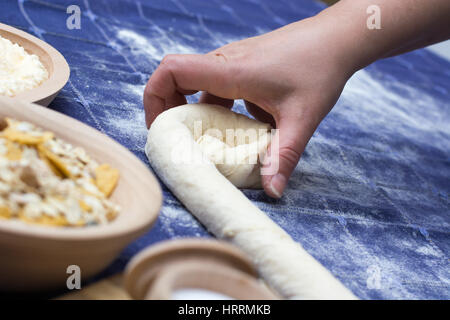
[145,103,356,299]
[195,120,271,188]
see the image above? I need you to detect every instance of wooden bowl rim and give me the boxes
[0,97,162,241]
[0,23,70,105]
[124,238,259,299]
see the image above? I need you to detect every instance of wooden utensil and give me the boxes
[0,97,162,291]
[125,239,279,300]
[0,23,70,106]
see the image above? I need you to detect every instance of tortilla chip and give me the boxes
[38,144,71,178]
[3,127,53,145]
[18,210,80,227]
[36,215,70,227]
[0,206,11,219]
[106,209,118,221]
[95,164,119,197]
[79,200,92,213]
[4,140,22,161]
[0,118,120,227]
[37,147,64,177]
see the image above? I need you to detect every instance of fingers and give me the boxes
[261,113,314,199]
[244,100,276,128]
[143,93,166,129]
[144,53,239,128]
[199,92,234,109]
[144,91,188,127]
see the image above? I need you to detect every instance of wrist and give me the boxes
[311,1,386,75]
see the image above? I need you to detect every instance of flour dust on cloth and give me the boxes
[145,103,356,299]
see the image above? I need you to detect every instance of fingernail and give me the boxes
[269,173,286,198]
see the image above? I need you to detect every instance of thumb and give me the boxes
[261,115,311,198]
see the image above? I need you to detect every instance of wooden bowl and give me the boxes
[124,239,279,300]
[0,23,70,106]
[0,97,162,291]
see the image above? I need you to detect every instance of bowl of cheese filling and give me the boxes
[0,97,162,291]
[0,23,69,106]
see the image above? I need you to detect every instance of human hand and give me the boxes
[143,17,354,198]
[144,0,450,198]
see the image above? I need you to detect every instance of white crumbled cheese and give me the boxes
[0,118,120,227]
[0,35,49,96]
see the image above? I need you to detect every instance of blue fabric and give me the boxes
[3,0,449,299]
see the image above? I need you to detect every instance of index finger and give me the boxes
[143,53,239,127]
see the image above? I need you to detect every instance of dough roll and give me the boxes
[145,103,357,300]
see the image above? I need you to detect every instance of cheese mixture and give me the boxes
[0,35,49,97]
[0,118,120,227]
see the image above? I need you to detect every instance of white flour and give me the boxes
[117,28,197,61]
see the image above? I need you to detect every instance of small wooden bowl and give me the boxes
[0,23,70,106]
[0,97,162,291]
[124,239,279,300]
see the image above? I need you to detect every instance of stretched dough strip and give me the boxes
[145,104,356,299]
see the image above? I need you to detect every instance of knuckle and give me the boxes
[208,50,228,63]
[278,145,301,169]
[160,54,180,71]
[160,54,175,65]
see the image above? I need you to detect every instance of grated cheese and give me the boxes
[0,35,49,97]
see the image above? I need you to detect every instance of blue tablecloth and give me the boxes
[3,0,449,299]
